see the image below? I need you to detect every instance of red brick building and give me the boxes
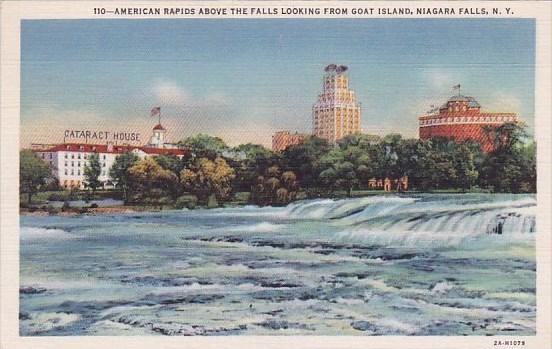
[418,94,519,152]
[272,131,308,152]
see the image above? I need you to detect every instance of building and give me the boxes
[418,92,519,152]
[33,124,186,189]
[368,177,408,192]
[272,131,308,152]
[312,64,362,143]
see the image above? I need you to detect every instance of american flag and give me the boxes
[453,84,461,90]
[150,106,161,117]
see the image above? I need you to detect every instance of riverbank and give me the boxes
[20,205,159,216]
[20,189,529,217]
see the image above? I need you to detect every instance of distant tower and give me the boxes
[148,123,166,148]
[312,64,362,143]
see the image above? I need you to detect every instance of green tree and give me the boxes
[231,143,280,192]
[180,157,236,205]
[178,134,228,160]
[154,155,188,200]
[453,143,479,191]
[20,150,52,204]
[127,157,175,204]
[84,153,102,195]
[251,165,298,205]
[318,148,359,196]
[282,136,331,190]
[109,152,139,203]
[480,122,534,193]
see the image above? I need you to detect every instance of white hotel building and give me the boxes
[33,124,185,189]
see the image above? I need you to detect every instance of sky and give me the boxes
[21,19,535,148]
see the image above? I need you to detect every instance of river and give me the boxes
[19,193,536,336]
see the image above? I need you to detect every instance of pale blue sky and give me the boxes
[21,19,535,147]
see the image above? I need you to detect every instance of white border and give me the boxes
[1,2,551,349]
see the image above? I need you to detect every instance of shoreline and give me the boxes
[19,191,535,217]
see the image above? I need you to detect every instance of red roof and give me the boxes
[34,143,186,156]
[153,124,166,131]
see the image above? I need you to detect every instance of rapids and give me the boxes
[20,194,536,336]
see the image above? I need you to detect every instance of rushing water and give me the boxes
[20,194,536,336]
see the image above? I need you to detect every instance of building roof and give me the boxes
[441,95,481,109]
[153,124,166,131]
[35,143,186,156]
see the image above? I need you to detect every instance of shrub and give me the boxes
[61,201,71,212]
[46,205,59,215]
[175,195,198,209]
[89,203,99,209]
[233,192,251,203]
[48,191,72,202]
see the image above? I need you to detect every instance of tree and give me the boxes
[178,134,228,160]
[251,165,298,206]
[231,143,280,192]
[281,136,331,189]
[154,155,188,200]
[318,148,359,196]
[127,157,175,204]
[20,150,51,204]
[480,122,534,193]
[180,157,235,205]
[109,152,139,203]
[155,155,186,174]
[84,153,102,195]
[453,143,479,191]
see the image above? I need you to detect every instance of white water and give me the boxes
[20,194,536,336]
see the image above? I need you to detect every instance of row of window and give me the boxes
[64,169,107,176]
[63,153,107,160]
[420,116,516,125]
[64,161,107,168]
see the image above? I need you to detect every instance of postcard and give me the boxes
[1,1,551,349]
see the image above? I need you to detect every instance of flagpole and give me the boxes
[159,108,161,125]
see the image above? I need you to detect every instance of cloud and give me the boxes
[151,80,188,106]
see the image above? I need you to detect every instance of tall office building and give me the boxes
[312,64,361,143]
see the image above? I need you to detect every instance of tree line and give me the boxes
[20,122,536,207]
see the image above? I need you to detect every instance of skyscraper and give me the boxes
[312,64,362,143]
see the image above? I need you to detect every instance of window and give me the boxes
[71,170,74,175]
[65,169,68,175]
[103,155,106,160]
[65,161,68,167]
[78,154,81,159]
[71,154,74,159]
[84,154,87,159]
[49,153,52,159]
[78,162,80,167]
[103,163,106,167]
[71,161,74,167]
[64,153,68,159]
[41,153,45,159]
[77,170,80,175]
